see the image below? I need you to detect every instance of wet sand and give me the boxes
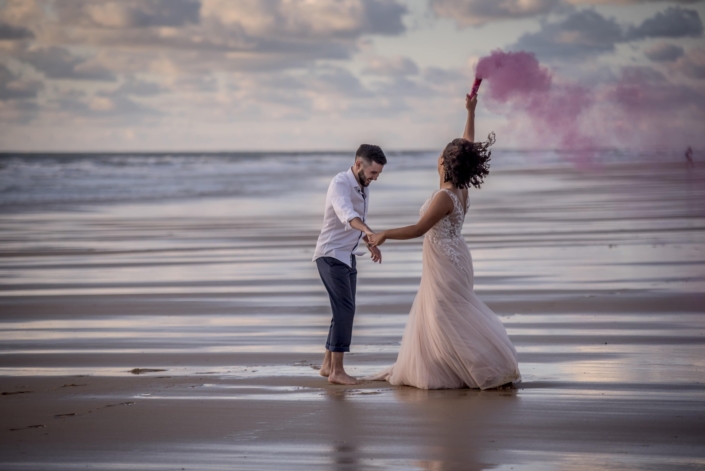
[1,162,705,470]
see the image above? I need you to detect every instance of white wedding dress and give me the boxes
[369,189,521,390]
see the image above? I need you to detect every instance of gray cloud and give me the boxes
[0,99,39,124]
[512,7,703,61]
[680,60,705,79]
[608,66,705,116]
[433,0,705,27]
[24,0,408,75]
[364,56,419,77]
[56,93,160,121]
[422,66,467,84]
[645,43,685,62]
[0,22,34,40]
[0,64,42,124]
[512,9,623,59]
[312,67,372,98]
[18,47,116,81]
[55,0,201,29]
[565,0,704,4]
[172,74,219,92]
[108,78,166,97]
[627,7,703,40]
[362,0,407,35]
[0,64,43,100]
[431,0,560,27]
[676,48,705,79]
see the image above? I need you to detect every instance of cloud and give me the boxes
[202,0,406,39]
[675,47,705,79]
[361,0,407,35]
[49,0,407,46]
[512,7,703,61]
[0,98,39,124]
[607,66,705,115]
[18,47,116,81]
[55,0,201,29]
[107,78,166,97]
[0,0,408,127]
[422,66,468,84]
[644,43,685,62]
[431,0,561,27]
[433,0,705,28]
[310,66,372,98]
[17,0,408,75]
[0,64,42,100]
[626,7,703,40]
[512,9,624,59]
[564,0,704,4]
[55,92,161,121]
[364,56,419,76]
[0,21,34,40]
[0,64,42,123]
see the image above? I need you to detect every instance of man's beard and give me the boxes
[357,169,370,187]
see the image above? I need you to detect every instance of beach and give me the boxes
[1,151,704,470]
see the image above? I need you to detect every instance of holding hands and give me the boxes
[367,230,387,247]
[364,229,386,263]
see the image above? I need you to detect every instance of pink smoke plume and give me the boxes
[472,49,705,156]
[474,50,595,155]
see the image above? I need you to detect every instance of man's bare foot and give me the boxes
[319,351,331,377]
[328,371,357,385]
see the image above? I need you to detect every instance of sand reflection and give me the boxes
[323,388,363,470]
[389,387,519,471]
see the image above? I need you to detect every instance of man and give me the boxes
[313,144,386,385]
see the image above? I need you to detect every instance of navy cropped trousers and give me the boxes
[316,255,357,353]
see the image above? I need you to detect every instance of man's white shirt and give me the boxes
[313,168,369,267]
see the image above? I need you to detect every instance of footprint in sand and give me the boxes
[55,413,77,418]
[9,424,45,432]
[129,368,167,375]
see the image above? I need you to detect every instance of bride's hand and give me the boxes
[466,93,477,113]
[371,231,387,246]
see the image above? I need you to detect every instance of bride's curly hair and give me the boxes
[442,132,496,189]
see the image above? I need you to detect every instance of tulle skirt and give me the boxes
[368,236,521,390]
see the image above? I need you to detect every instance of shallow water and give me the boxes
[1,153,704,470]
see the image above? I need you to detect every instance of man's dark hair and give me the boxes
[355,144,387,166]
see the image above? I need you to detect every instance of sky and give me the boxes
[0,0,703,152]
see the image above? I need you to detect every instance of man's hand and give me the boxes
[368,244,382,263]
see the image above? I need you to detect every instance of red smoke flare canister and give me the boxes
[468,77,482,100]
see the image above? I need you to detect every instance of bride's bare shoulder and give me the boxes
[430,189,455,213]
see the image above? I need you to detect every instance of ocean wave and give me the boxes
[0,149,681,208]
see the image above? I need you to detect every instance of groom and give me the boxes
[313,144,387,385]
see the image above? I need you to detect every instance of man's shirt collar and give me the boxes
[347,167,367,195]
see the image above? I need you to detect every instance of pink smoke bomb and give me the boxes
[468,77,482,100]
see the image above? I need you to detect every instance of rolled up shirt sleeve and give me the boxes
[329,180,361,231]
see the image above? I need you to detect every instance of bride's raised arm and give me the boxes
[463,94,477,142]
[369,94,480,247]
[368,191,454,246]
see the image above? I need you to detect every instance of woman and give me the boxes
[365,94,521,390]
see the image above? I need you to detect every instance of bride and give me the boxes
[366,94,521,390]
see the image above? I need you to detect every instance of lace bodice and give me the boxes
[420,189,469,242]
[420,189,470,274]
